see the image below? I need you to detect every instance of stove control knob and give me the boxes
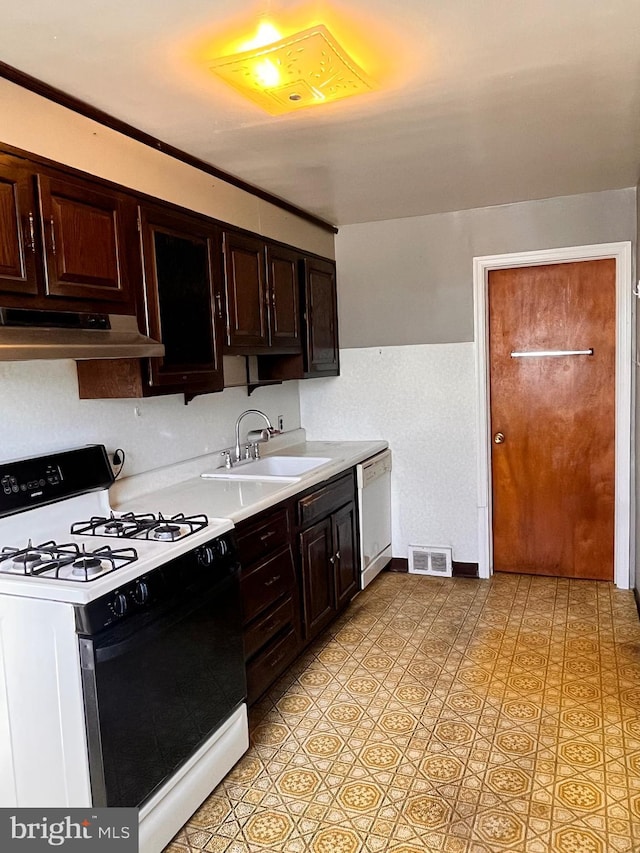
[112,592,128,618]
[132,580,149,605]
[197,545,215,567]
[216,537,229,556]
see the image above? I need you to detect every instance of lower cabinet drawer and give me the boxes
[244,595,296,660]
[297,472,354,527]
[241,545,295,623]
[236,506,290,568]
[246,626,298,704]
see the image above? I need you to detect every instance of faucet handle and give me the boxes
[220,450,233,469]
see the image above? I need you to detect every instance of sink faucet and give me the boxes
[234,409,278,463]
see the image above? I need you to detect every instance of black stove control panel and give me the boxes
[0,445,114,518]
[75,531,239,635]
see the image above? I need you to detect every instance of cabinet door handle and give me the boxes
[23,213,35,252]
[329,555,336,565]
[335,551,341,561]
[215,292,224,319]
[49,217,57,255]
[264,574,281,587]
[269,651,287,669]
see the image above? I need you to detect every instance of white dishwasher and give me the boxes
[357,448,392,589]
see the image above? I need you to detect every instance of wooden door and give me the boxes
[0,160,40,296]
[489,259,616,580]
[266,244,302,351]
[37,174,135,306]
[303,257,339,376]
[332,502,358,609]
[222,231,268,350]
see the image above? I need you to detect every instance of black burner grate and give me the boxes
[71,512,208,541]
[0,540,138,581]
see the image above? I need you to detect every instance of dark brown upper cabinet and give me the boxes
[303,256,339,376]
[77,205,224,400]
[223,231,268,351]
[0,155,138,314]
[254,254,340,385]
[137,205,224,395]
[222,230,302,355]
[37,174,137,306]
[0,159,40,296]
[265,244,303,351]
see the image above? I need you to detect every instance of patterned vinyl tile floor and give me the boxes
[165,571,640,853]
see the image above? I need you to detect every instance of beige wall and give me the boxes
[0,78,335,259]
[336,188,636,347]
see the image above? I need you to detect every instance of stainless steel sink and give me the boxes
[201,456,333,482]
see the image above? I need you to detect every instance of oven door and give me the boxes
[79,561,246,808]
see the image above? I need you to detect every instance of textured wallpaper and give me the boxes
[299,343,478,562]
[0,360,301,477]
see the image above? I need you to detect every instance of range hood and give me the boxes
[0,309,164,361]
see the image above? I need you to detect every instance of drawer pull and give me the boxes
[270,651,287,668]
[264,574,281,587]
[260,531,277,542]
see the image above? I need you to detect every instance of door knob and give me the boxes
[494,432,505,444]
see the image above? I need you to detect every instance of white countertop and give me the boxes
[113,437,388,524]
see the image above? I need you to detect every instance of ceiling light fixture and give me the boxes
[209,23,375,115]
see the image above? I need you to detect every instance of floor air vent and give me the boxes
[408,545,453,577]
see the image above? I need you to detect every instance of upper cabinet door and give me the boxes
[223,231,269,351]
[139,205,223,394]
[37,174,136,306]
[0,160,39,296]
[304,257,339,376]
[266,244,302,352]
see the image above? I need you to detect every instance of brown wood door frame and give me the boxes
[473,242,632,588]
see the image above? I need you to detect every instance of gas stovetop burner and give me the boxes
[12,551,43,567]
[103,519,127,534]
[71,556,104,577]
[0,541,138,582]
[71,512,209,541]
[152,524,181,541]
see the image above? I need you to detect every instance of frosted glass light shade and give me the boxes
[210,24,374,114]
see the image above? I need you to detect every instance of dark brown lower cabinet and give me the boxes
[333,502,359,610]
[236,506,301,704]
[237,470,359,704]
[299,516,335,638]
[297,471,359,644]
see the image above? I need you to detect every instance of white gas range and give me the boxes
[0,445,248,853]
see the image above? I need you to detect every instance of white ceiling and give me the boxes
[2,0,639,226]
